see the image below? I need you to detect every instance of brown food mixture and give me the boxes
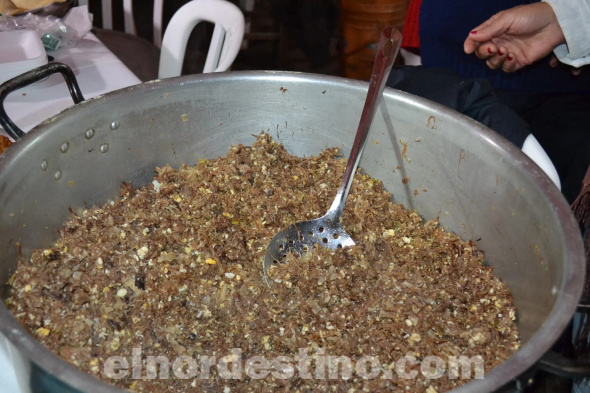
[0,135,13,155]
[7,133,519,392]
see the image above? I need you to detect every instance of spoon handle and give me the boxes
[327,27,402,220]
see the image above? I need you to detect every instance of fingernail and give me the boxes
[471,30,478,34]
[507,55,513,61]
[487,48,493,53]
[498,50,504,56]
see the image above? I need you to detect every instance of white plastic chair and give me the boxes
[77,0,245,79]
[158,0,245,78]
[78,0,165,48]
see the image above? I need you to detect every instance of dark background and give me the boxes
[87,0,343,77]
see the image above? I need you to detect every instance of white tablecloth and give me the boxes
[2,32,141,134]
[0,31,142,393]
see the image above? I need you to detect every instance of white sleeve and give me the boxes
[544,0,590,67]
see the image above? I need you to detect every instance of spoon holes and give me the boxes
[337,244,343,249]
[272,260,279,265]
[333,233,339,239]
[319,227,325,233]
[303,245,309,252]
[322,238,328,244]
[279,244,284,251]
[282,254,288,259]
[288,239,294,245]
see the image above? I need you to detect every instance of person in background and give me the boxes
[419,0,590,393]
[415,0,590,206]
[464,1,590,72]
[459,4,590,393]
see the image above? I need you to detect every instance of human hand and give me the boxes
[549,55,582,76]
[464,2,566,72]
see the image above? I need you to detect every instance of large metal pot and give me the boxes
[0,64,585,392]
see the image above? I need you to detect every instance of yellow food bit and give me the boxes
[426,387,438,393]
[470,332,486,344]
[383,229,396,238]
[110,338,121,351]
[205,258,217,265]
[36,327,50,337]
[137,246,149,259]
[24,285,32,292]
[181,114,188,123]
[222,353,239,363]
[261,336,270,344]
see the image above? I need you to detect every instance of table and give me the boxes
[2,32,141,134]
[0,31,141,393]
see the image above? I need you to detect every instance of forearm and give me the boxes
[544,0,590,66]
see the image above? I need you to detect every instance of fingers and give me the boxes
[550,55,581,75]
[475,43,498,59]
[465,11,511,43]
[464,28,493,54]
[464,18,495,54]
[464,10,513,55]
[481,48,520,73]
[464,38,479,55]
[464,29,486,54]
[502,53,518,72]
[485,46,508,70]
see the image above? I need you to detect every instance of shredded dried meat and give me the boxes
[7,133,519,392]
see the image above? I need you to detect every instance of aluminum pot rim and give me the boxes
[0,70,584,393]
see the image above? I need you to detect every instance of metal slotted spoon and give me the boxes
[263,26,402,288]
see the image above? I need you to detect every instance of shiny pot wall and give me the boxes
[0,71,584,393]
